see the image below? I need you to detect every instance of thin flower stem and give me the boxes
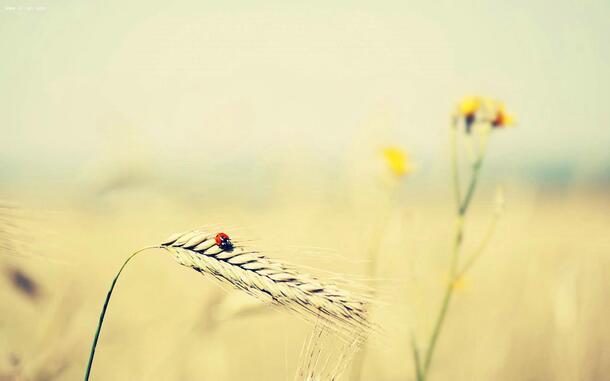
[422,282,453,376]
[411,120,462,381]
[84,246,158,381]
[411,334,423,381]
[459,159,482,216]
[421,223,462,376]
[456,212,499,280]
[420,152,485,380]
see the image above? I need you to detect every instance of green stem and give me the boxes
[412,123,460,381]
[459,159,482,216]
[420,154,485,380]
[421,219,462,376]
[456,212,499,280]
[411,334,423,381]
[83,247,156,381]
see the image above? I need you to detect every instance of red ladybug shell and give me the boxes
[215,232,230,246]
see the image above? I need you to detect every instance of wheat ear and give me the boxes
[161,229,371,339]
[84,228,370,380]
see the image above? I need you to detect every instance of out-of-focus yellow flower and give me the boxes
[491,103,515,128]
[382,147,413,178]
[457,96,482,118]
[456,96,483,132]
[456,96,515,133]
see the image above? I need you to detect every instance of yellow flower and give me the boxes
[456,96,515,133]
[457,96,483,132]
[457,96,482,118]
[382,147,413,178]
[491,103,515,128]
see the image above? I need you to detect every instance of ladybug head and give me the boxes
[215,232,233,251]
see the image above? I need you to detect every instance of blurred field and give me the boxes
[2,1,610,380]
[1,184,608,380]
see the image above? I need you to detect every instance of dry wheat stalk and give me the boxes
[85,226,371,380]
[160,228,371,339]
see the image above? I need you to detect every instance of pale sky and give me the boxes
[1,0,609,187]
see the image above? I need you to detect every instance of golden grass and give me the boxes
[1,188,609,380]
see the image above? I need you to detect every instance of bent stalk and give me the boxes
[83,247,156,381]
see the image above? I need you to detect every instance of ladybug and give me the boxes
[215,232,234,251]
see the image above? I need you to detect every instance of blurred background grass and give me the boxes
[1,1,609,380]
